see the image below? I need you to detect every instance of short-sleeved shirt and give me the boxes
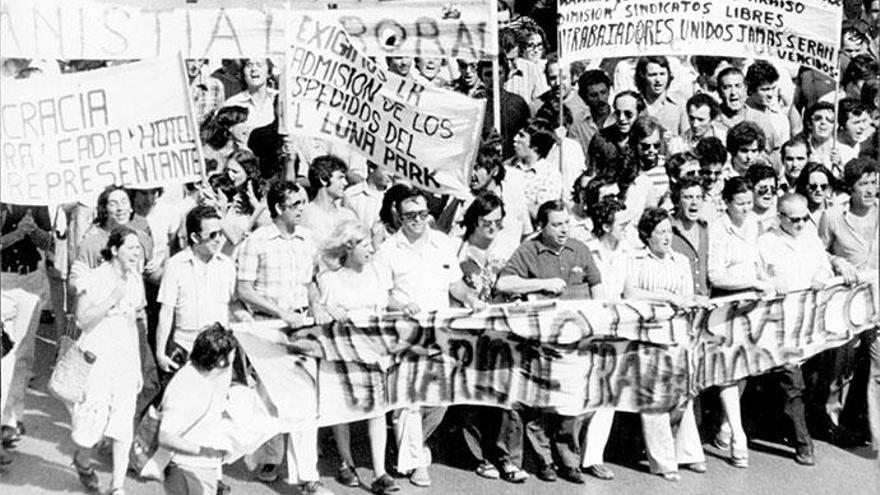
[818,206,879,272]
[623,247,694,298]
[757,228,833,292]
[500,236,602,299]
[318,263,391,312]
[235,223,317,313]
[160,363,231,469]
[157,248,236,351]
[586,238,632,299]
[373,229,462,311]
[512,158,563,214]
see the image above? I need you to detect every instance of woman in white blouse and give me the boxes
[707,177,775,469]
[624,208,706,481]
[316,221,400,495]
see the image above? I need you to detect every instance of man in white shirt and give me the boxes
[373,185,482,487]
[757,192,833,466]
[156,206,236,374]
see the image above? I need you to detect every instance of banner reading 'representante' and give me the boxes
[559,0,843,77]
[0,57,203,205]
[284,13,485,197]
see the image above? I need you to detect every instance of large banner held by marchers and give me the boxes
[233,275,879,429]
[0,57,203,206]
[284,13,485,198]
[0,0,496,61]
[558,0,844,78]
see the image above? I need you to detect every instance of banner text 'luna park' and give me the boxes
[285,13,484,198]
[0,57,203,205]
[559,0,843,78]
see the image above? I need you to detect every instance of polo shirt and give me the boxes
[235,223,317,313]
[500,236,601,299]
[671,218,710,297]
[373,228,462,311]
[157,248,235,351]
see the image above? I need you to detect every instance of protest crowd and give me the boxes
[1,0,879,495]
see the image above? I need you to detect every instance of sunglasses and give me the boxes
[639,142,662,150]
[807,183,830,191]
[781,213,811,224]
[700,169,723,178]
[197,230,224,241]
[401,210,431,222]
[754,185,777,196]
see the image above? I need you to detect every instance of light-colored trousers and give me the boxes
[641,400,705,474]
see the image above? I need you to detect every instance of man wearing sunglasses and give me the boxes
[757,193,835,466]
[373,184,483,488]
[156,206,235,376]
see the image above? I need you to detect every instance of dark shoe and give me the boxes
[557,466,585,484]
[499,462,529,483]
[0,449,12,467]
[536,464,557,482]
[216,479,231,495]
[72,456,100,492]
[336,465,359,487]
[583,464,614,480]
[256,463,279,483]
[370,474,401,494]
[1,425,20,449]
[794,445,815,466]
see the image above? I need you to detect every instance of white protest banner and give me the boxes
[332,0,496,61]
[558,0,844,77]
[0,0,496,61]
[284,13,485,197]
[0,57,203,206]
[232,275,879,428]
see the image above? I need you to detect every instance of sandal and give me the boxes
[72,456,100,492]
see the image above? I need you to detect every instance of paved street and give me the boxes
[1,326,878,495]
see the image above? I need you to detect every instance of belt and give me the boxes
[252,306,309,320]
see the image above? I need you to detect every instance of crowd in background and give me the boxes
[1,1,879,495]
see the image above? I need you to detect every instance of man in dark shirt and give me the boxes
[480,60,530,160]
[0,203,53,446]
[588,91,646,177]
[669,176,710,297]
[496,200,604,484]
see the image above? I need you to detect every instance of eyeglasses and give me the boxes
[525,42,543,49]
[781,213,811,224]
[639,141,661,150]
[754,185,777,196]
[811,114,834,123]
[197,230,224,241]
[700,169,723,178]
[478,218,504,229]
[614,110,636,118]
[807,183,830,191]
[401,210,430,222]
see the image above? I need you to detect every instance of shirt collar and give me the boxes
[535,236,574,254]
[267,222,308,241]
